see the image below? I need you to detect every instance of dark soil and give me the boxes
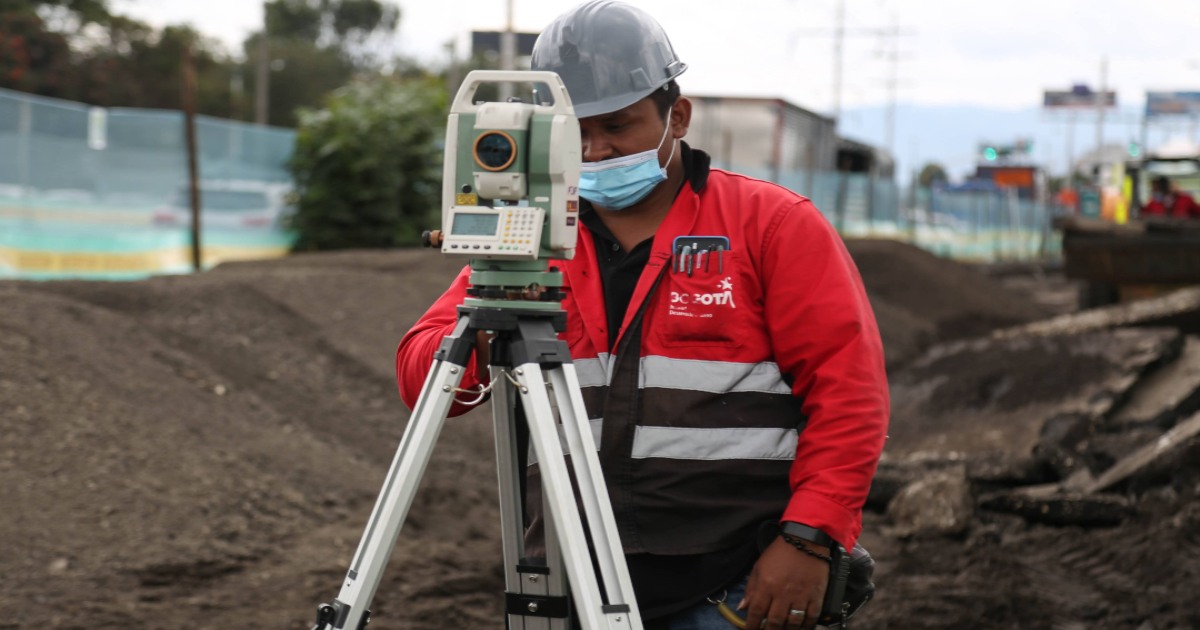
[843,239,1058,369]
[2,241,1193,629]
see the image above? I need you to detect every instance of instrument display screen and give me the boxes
[451,212,499,236]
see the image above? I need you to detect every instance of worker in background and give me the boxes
[1141,176,1200,219]
[395,2,889,628]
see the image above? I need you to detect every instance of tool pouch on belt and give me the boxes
[756,523,876,628]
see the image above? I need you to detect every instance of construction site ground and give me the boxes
[2,239,1198,629]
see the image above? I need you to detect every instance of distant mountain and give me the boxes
[837,103,1163,183]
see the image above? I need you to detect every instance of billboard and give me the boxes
[1044,84,1117,109]
[990,167,1036,189]
[1145,91,1200,118]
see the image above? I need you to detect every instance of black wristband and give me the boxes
[780,521,835,548]
[780,533,833,563]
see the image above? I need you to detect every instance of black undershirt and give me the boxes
[580,142,710,349]
[578,144,758,621]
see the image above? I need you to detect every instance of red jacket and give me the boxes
[1142,192,1200,219]
[396,168,889,553]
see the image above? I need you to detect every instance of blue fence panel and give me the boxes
[0,88,296,279]
[1,86,1066,279]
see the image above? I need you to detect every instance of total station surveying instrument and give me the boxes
[310,70,644,630]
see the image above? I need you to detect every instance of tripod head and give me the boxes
[423,70,583,311]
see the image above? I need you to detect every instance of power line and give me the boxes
[788,0,913,127]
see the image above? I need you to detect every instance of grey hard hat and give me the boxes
[531,0,687,119]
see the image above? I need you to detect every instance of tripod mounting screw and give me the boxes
[443,386,452,392]
[528,602,539,613]
[528,574,539,583]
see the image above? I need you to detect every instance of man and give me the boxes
[395,2,889,628]
[1141,175,1200,219]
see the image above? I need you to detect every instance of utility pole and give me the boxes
[1189,60,1200,142]
[883,13,902,156]
[1066,111,1076,184]
[790,5,912,129]
[1095,56,1107,161]
[445,39,461,100]
[182,45,203,272]
[255,2,269,126]
[832,0,844,122]
[499,0,516,102]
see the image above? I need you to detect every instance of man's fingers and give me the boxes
[737,570,759,611]
[763,597,801,624]
[743,596,771,630]
[744,596,803,630]
[800,597,821,630]
[782,604,809,629]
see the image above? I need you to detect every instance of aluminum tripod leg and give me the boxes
[491,365,569,630]
[493,317,643,630]
[313,311,641,630]
[312,317,474,630]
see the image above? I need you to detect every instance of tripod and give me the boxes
[312,302,643,630]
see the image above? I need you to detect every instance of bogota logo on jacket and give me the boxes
[669,277,737,317]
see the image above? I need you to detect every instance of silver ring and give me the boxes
[788,608,807,617]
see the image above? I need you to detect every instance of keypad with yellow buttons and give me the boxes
[496,207,542,256]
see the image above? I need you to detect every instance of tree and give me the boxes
[76,22,232,113]
[287,76,446,250]
[0,0,109,99]
[264,0,398,48]
[918,162,949,188]
[0,11,74,97]
[1,0,404,128]
[244,33,356,126]
[0,1,238,116]
[243,0,400,126]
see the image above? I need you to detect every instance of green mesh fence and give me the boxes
[0,87,295,279]
[2,86,1062,280]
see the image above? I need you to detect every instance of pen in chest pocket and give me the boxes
[672,236,731,277]
[677,245,691,274]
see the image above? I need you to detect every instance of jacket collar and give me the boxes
[568,173,704,353]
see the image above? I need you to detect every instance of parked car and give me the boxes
[153,181,293,230]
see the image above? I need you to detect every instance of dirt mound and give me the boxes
[844,239,1054,368]
[857,495,1200,629]
[0,240,1181,629]
[1,250,505,628]
[859,289,1200,629]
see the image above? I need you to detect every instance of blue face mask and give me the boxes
[579,115,677,210]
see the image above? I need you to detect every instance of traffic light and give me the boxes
[1127,142,1142,158]
[983,147,998,161]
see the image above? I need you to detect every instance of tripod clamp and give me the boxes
[310,601,364,630]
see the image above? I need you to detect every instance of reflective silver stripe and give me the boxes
[639,356,792,395]
[528,417,604,466]
[573,353,611,388]
[631,426,798,461]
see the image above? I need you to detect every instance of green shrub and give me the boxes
[287,76,446,250]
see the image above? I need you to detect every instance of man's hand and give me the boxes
[739,536,828,630]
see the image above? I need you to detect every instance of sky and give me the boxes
[111,0,1200,179]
